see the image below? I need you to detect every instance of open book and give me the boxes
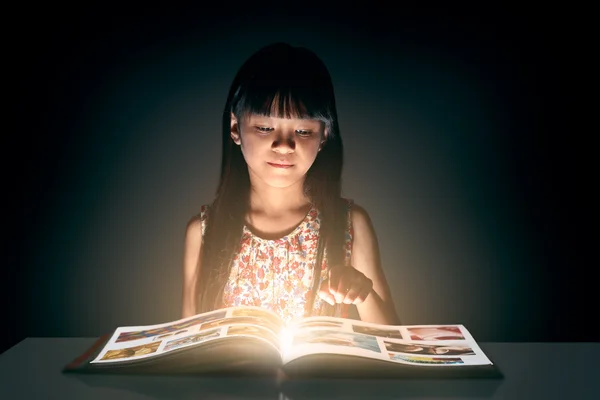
[63,306,502,379]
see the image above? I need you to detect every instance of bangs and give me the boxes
[232,82,334,126]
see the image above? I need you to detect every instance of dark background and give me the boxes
[6,9,590,355]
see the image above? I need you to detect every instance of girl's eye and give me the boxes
[254,126,312,137]
[255,126,273,133]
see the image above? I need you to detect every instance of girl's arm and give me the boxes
[181,216,203,319]
[351,204,401,325]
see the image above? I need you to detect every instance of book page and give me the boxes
[281,317,493,367]
[89,306,285,364]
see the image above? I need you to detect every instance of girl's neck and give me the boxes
[248,181,311,217]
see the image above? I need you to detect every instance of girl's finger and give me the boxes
[328,268,342,299]
[335,270,358,303]
[317,289,336,306]
[345,276,371,304]
[353,286,373,304]
[318,280,336,305]
[342,286,360,304]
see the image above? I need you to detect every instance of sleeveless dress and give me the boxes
[199,199,354,324]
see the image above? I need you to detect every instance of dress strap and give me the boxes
[197,204,210,238]
[343,198,354,265]
[341,198,356,319]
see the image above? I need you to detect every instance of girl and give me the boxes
[181,43,400,326]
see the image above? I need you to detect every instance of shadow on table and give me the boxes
[66,373,503,400]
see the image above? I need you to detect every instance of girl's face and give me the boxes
[231,112,326,189]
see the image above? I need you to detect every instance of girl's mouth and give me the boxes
[267,163,293,169]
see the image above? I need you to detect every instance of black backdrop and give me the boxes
[6,9,590,354]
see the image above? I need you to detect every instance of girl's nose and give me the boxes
[272,135,295,153]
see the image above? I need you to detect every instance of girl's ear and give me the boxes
[230,112,241,145]
[319,128,328,151]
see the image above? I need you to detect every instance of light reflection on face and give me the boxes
[231,113,326,189]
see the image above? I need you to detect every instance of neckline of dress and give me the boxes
[243,205,317,244]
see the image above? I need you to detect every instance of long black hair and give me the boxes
[197,43,347,313]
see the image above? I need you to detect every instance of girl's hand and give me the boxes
[317,265,373,305]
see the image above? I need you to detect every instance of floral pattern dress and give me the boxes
[199,199,354,324]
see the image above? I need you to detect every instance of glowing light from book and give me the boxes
[279,327,294,354]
